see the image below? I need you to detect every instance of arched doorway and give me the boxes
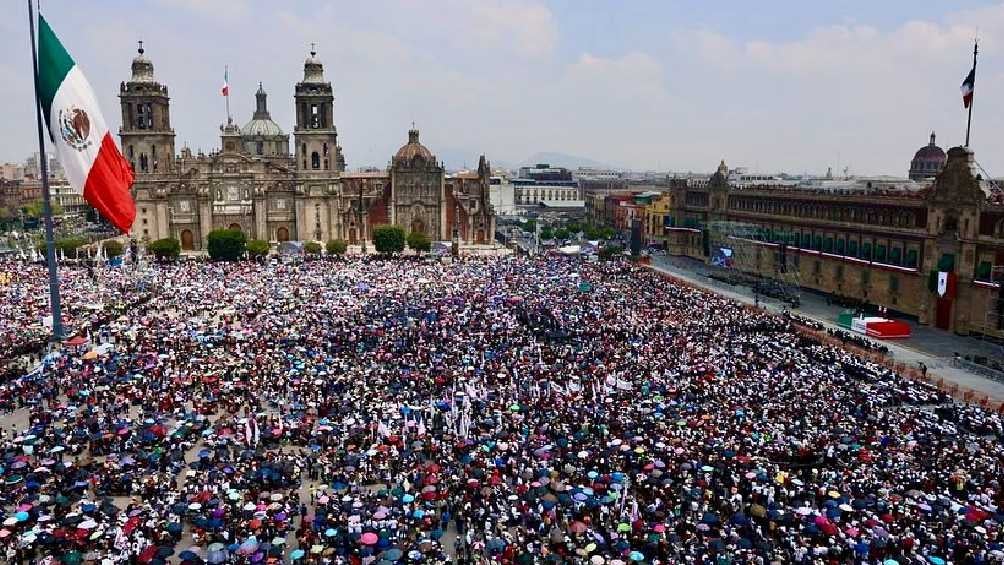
[410,218,425,236]
[180,229,194,251]
[276,227,290,242]
[228,223,241,232]
[348,227,357,244]
[476,229,486,244]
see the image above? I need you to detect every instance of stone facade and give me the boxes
[636,150,1004,338]
[125,45,494,249]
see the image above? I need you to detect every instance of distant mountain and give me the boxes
[522,152,612,170]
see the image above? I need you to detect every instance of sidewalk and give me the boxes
[648,255,1004,402]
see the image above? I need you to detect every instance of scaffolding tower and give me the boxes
[705,220,802,307]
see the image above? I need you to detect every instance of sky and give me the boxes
[2,0,1003,176]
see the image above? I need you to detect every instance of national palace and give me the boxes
[121,44,495,250]
[593,138,1004,338]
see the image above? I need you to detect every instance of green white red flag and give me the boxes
[37,14,135,233]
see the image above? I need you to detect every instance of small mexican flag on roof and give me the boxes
[37,14,135,233]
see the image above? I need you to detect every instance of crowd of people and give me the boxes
[0,256,1002,564]
[0,263,151,379]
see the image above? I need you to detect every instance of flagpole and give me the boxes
[966,39,978,148]
[27,0,65,341]
[224,65,231,125]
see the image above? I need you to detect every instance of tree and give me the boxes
[148,237,181,261]
[373,225,406,255]
[304,241,323,256]
[326,239,348,256]
[207,228,247,261]
[407,231,432,254]
[103,239,125,258]
[598,244,624,261]
[56,236,88,257]
[523,219,536,234]
[554,227,570,241]
[246,239,270,259]
[539,227,554,241]
[22,200,62,219]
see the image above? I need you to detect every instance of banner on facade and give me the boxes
[937,271,949,297]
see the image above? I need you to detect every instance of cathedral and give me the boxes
[123,44,496,250]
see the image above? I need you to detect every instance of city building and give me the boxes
[513,179,581,207]
[126,44,495,248]
[0,163,24,181]
[631,148,1004,338]
[518,163,574,182]
[488,172,516,217]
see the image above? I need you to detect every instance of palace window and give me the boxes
[976,260,993,281]
[848,240,858,257]
[889,275,899,293]
[311,152,320,169]
[905,249,918,268]
[875,244,887,263]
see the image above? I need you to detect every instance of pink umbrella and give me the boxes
[360,532,378,545]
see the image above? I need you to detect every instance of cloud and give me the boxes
[3,2,1004,176]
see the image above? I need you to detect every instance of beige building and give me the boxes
[647,147,1004,338]
[124,44,494,249]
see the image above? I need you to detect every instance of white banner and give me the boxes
[937,271,948,297]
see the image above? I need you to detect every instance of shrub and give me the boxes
[103,240,125,258]
[598,244,624,261]
[246,239,270,259]
[56,236,88,257]
[304,241,323,255]
[407,231,432,254]
[373,225,406,255]
[326,239,348,256]
[207,228,247,261]
[148,237,181,261]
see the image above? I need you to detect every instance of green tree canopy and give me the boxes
[326,239,348,256]
[304,241,323,255]
[22,200,62,219]
[207,228,247,261]
[373,225,406,255]
[56,235,88,257]
[407,231,432,253]
[246,239,270,259]
[598,244,624,261]
[103,239,125,258]
[148,237,181,261]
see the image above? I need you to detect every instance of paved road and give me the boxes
[649,255,1004,402]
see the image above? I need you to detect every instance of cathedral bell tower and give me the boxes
[118,41,175,175]
[293,46,345,174]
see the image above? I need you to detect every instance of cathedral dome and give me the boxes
[909,131,946,181]
[395,129,434,162]
[241,118,284,137]
[241,83,285,137]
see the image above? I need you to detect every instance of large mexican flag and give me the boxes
[37,14,135,233]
